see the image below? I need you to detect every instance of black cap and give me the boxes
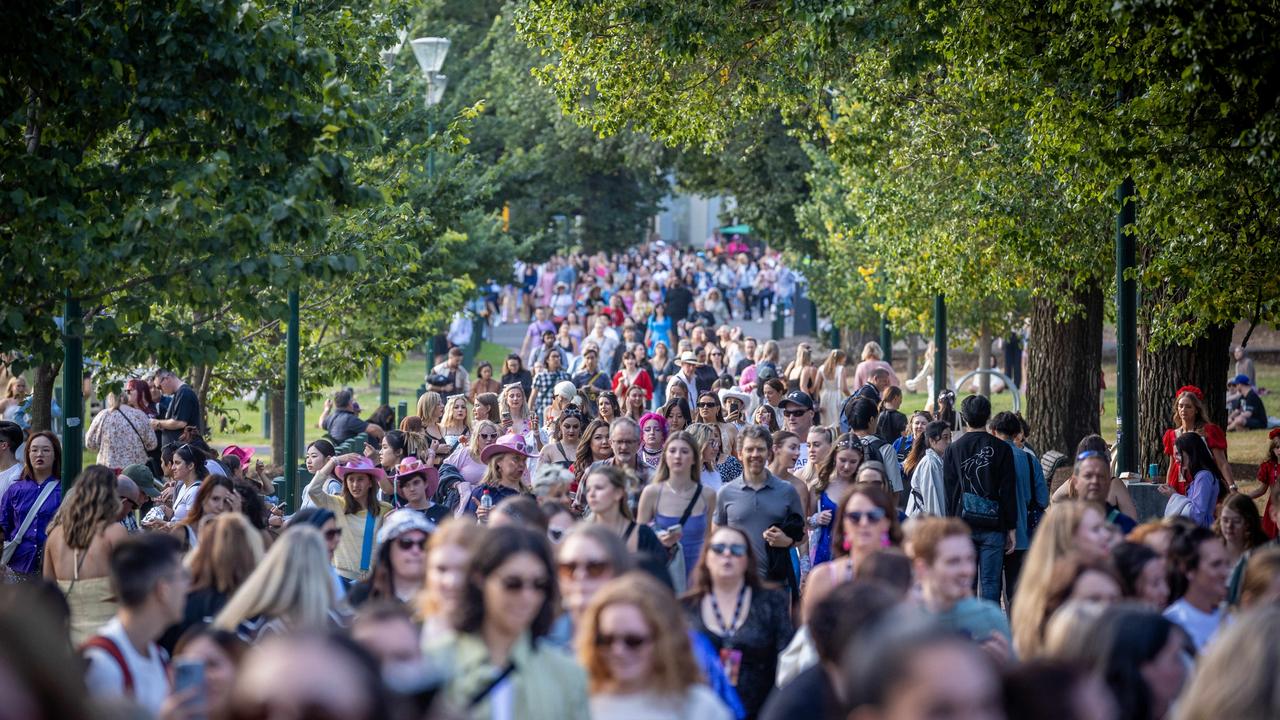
[779,390,814,411]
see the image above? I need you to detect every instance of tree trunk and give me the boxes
[905,333,919,381]
[269,387,285,466]
[1137,323,1233,472]
[192,365,212,436]
[29,362,60,433]
[978,320,992,396]
[1026,281,1104,455]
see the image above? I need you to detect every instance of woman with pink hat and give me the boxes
[304,455,392,583]
[466,433,537,522]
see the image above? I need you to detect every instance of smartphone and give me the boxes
[173,658,206,709]
[665,523,683,536]
[275,501,288,513]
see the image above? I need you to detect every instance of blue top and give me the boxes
[0,476,62,575]
[1005,441,1049,550]
[646,314,673,351]
[811,491,838,566]
[1187,470,1220,528]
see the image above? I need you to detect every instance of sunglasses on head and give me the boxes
[395,537,426,551]
[595,632,652,650]
[846,508,887,525]
[500,575,549,593]
[558,559,610,580]
[710,542,747,557]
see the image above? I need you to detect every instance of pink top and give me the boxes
[445,446,486,485]
[853,359,900,390]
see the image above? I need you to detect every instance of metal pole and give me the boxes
[880,315,892,365]
[932,294,947,402]
[380,355,391,408]
[426,118,435,379]
[1115,177,1138,473]
[284,290,300,507]
[61,294,83,489]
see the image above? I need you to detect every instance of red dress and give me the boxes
[1257,461,1278,539]
[1162,424,1227,495]
[612,369,654,402]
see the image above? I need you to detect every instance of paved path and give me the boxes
[488,314,803,356]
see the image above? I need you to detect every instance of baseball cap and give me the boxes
[779,390,814,411]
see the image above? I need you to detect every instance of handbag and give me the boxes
[961,491,1001,530]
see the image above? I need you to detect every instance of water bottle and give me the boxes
[479,489,493,523]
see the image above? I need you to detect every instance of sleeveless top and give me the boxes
[60,549,118,645]
[820,366,845,422]
[652,485,707,580]
[811,492,839,566]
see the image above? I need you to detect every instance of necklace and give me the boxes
[709,584,749,637]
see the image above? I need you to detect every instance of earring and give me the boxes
[842,538,851,552]
[881,531,891,548]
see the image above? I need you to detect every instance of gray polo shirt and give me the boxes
[714,471,805,578]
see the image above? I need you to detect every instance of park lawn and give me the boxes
[917,362,1280,467]
[205,341,510,457]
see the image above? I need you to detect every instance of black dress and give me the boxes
[684,587,794,720]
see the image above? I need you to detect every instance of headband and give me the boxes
[1176,385,1204,401]
[1270,428,1280,441]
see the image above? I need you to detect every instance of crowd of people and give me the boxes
[1,242,1279,720]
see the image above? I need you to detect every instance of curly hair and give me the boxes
[578,572,703,695]
[48,465,119,551]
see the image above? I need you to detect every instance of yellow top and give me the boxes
[305,482,391,581]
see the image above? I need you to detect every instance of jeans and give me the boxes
[972,530,1006,604]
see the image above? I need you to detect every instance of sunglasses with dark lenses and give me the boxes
[782,409,809,417]
[710,542,747,557]
[500,575,549,593]
[697,402,718,409]
[558,559,611,580]
[479,432,499,441]
[595,633,653,650]
[324,529,343,541]
[548,528,566,542]
[395,537,427,551]
[845,508,888,525]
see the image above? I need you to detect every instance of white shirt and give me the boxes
[590,686,732,720]
[83,618,171,713]
[0,462,22,500]
[1164,598,1223,651]
[172,480,201,521]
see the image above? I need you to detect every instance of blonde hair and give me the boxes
[1040,600,1106,658]
[189,513,264,594]
[416,391,443,427]
[861,341,883,361]
[499,384,527,421]
[821,349,846,377]
[214,526,334,632]
[760,340,780,363]
[651,431,702,484]
[1010,500,1105,658]
[1177,605,1280,720]
[469,420,499,458]
[684,423,717,472]
[1171,389,1208,428]
[442,394,472,435]
[1238,546,1280,611]
[577,573,703,695]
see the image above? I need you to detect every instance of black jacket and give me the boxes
[942,430,1018,532]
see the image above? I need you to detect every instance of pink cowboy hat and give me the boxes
[395,456,441,499]
[334,456,387,483]
[480,433,537,463]
[222,445,255,466]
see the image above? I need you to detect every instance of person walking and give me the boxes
[942,395,1017,604]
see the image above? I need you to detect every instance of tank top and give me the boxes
[652,485,707,581]
[811,492,839,566]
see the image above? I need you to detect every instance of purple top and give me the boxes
[1,476,62,575]
[1187,470,1220,528]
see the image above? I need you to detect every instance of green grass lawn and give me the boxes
[920,361,1279,467]
[205,341,510,456]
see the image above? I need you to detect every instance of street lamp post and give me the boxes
[410,37,450,378]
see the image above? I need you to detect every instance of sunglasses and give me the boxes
[324,529,343,541]
[559,559,611,580]
[845,508,887,525]
[548,528,567,542]
[697,402,718,409]
[782,409,810,418]
[500,575,549,593]
[710,542,747,557]
[395,537,427,551]
[595,632,652,650]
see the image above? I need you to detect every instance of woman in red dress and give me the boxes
[1249,429,1280,538]
[1161,385,1234,495]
